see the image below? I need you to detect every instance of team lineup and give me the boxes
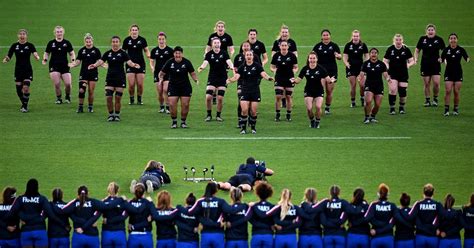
[0,157,473,248]
[3,22,470,133]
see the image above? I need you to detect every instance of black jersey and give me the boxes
[101,197,127,231]
[7,42,37,73]
[76,46,101,77]
[267,204,302,235]
[395,207,415,241]
[361,60,387,87]
[48,201,69,238]
[408,198,445,237]
[204,50,230,82]
[153,208,178,240]
[0,203,20,240]
[271,52,298,82]
[122,36,148,65]
[343,42,368,67]
[249,201,274,235]
[438,209,462,239]
[347,201,370,235]
[207,32,233,52]
[224,203,250,241]
[101,49,130,82]
[237,62,264,94]
[298,65,328,93]
[150,46,173,72]
[384,45,413,75]
[364,200,397,237]
[240,40,267,59]
[441,46,469,74]
[461,206,474,239]
[416,35,445,62]
[188,196,236,233]
[299,201,325,235]
[161,58,195,86]
[45,39,73,68]
[272,38,297,53]
[312,41,340,67]
[175,206,199,242]
[233,54,245,69]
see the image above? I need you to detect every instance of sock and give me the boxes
[425,97,430,103]
[399,102,405,111]
[16,85,23,102]
[160,105,164,109]
[137,95,142,102]
[237,104,242,118]
[65,94,70,100]
[57,94,62,100]
[115,111,120,116]
[325,104,331,110]
[88,104,93,107]
[79,103,84,107]
[453,105,458,112]
[351,97,356,103]
[370,114,376,118]
[286,110,292,114]
[181,118,186,123]
[207,110,212,116]
[249,116,257,128]
[315,118,320,123]
[23,93,30,107]
[240,115,248,129]
[130,96,135,103]
[433,96,438,102]
[444,105,449,112]
[109,111,114,115]
[365,115,369,119]
[165,105,170,110]
[216,112,221,117]
[172,118,177,125]
[389,94,396,108]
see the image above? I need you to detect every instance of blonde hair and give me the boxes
[84,33,93,41]
[425,24,436,31]
[278,188,293,220]
[392,34,405,46]
[54,26,64,33]
[18,29,28,35]
[277,24,289,39]
[107,182,119,196]
[156,190,172,210]
[350,30,361,42]
[129,24,140,31]
[214,20,225,32]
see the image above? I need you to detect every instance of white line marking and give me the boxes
[1,45,474,49]
[163,136,412,140]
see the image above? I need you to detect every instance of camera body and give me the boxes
[255,160,267,181]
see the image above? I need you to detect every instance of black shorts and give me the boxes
[444,70,463,82]
[126,64,146,74]
[420,60,441,76]
[321,64,338,81]
[304,90,324,98]
[388,71,408,83]
[346,64,362,78]
[168,84,192,97]
[274,79,294,88]
[240,91,261,102]
[14,70,33,82]
[207,80,227,88]
[79,72,98,82]
[49,64,70,74]
[237,80,243,91]
[228,174,252,187]
[364,84,384,95]
[154,72,170,82]
[105,80,126,88]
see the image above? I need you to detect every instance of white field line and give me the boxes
[163,136,412,140]
[1,45,474,49]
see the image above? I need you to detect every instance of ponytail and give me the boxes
[107,182,119,197]
[278,188,292,221]
[444,194,455,209]
[351,188,365,205]
[77,185,88,208]
[52,188,63,202]
[304,188,317,204]
[378,183,389,201]
[133,183,145,201]
[230,187,243,204]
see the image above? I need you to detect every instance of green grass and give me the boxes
[0,0,473,223]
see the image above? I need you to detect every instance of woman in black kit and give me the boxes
[227,50,274,134]
[441,33,470,116]
[414,24,445,107]
[198,38,234,122]
[205,20,234,57]
[159,46,199,129]
[312,29,342,115]
[88,36,140,122]
[271,41,298,122]
[123,24,150,105]
[292,52,334,129]
[43,26,75,104]
[150,32,174,114]
[383,34,415,114]
[233,41,252,127]
[3,29,40,113]
[359,48,391,124]
[343,30,369,108]
[68,33,102,113]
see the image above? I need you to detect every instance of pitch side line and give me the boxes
[1,45,474,49]
[163,136,412,140]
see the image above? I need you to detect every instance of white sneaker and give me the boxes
[146,180,154,194]
[130,180,137,194]
[443,111,450,117]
